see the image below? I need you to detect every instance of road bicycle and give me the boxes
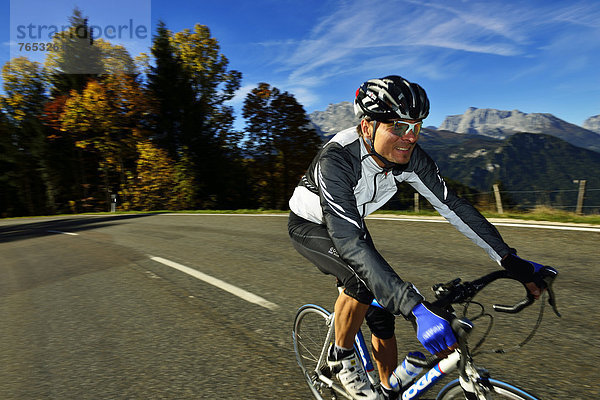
[292,268,559,400]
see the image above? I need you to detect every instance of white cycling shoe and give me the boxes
[327,345,381,400]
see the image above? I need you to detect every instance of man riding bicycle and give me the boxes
[288,75,552,400]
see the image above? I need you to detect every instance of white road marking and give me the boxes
[47,230,79,236]
[148,256,279,311]
[157,213,600,232]
[366,216,600,232]
[488,222,600,232]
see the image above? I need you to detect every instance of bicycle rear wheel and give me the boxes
[292,304,334,400]
[436,378,540,400]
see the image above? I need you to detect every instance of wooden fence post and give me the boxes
[493,184,504,214]
[414,193,419,213]
[575,179,587,215]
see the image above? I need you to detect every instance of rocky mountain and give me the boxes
[439,107,600,153]
[309,101,360,137]
[583,115,600,134]
[309,103,600,152]
[420,132,600,211]
[308,102,600,211]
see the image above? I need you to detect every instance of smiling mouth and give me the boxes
[394,146,411,151]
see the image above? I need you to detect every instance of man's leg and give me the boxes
[365,305,398,395]
[371,335,397,388]
[330,291,380,399]
[288,216,379,398]
[334,290,370,348]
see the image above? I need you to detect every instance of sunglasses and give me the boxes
[386,120,422,137]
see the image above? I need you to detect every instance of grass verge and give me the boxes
[374,206,600,225]
[3,207,599,225]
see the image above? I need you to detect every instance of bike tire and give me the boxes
[292,304,333,400]
[436,378,541,400]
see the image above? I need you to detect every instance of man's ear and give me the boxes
[360,119,371,139]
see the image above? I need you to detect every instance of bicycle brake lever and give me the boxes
[542,271,561,318]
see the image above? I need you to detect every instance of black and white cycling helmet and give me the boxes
[354,75,429,121]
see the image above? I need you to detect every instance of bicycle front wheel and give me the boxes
[292,304,333,399]
[436,378,540,400]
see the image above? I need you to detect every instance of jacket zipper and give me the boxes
[362,171,385,217]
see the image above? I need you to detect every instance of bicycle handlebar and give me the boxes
[407,267,561,377]
[430,267,560,317]
[407,267,561,369]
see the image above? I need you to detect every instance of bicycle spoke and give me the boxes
[293,305,333,399]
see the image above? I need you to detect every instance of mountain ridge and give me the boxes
[422,132,600,211]
[308,102,600,153]
[309,101,360,137]
[438,107,600,152]
[583,115,600,134]
[308,102,600,211]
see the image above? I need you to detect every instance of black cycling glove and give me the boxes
[501,253,547,287]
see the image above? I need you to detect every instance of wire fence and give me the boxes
[456,187,600,214]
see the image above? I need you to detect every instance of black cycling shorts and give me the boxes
[288,211,395,339]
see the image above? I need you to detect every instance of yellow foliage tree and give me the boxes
[1,57,46,124]
[124,140,193,211]
[60,74,154,206]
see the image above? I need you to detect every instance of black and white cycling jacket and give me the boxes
[289,127,513,318]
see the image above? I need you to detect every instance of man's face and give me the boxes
[362,119,421,165]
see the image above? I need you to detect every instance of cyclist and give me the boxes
[288,75,551,400]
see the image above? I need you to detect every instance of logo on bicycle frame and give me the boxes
[402,365,443,399]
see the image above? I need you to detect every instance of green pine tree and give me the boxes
[45,8,105,97]
[243,83,321,209]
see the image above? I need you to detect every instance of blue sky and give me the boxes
[2,0,599,128]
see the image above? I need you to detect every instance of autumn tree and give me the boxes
[242,83,321,209]
[147,22,247,208]
[94,39,137,76]
[1,57,54,216]
[123,140,181,210]
[2,12,252,215]
[60,74,154,210]
[170,24,242,152]
[0,111,18,216]
[38,8,145,212]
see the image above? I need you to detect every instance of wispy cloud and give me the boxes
[242,0,600,110]
[277,0,530,82]
[274,1,597,107]
[550,3,600,28]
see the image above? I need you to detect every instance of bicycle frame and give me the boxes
[352,298,462,400]
[311,309,460,400]
[319,290,459,399]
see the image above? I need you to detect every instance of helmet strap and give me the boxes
[362,120,396,170]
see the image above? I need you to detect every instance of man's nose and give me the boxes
[403,129,418,142]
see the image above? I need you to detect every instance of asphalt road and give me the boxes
[1,214,598,399]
